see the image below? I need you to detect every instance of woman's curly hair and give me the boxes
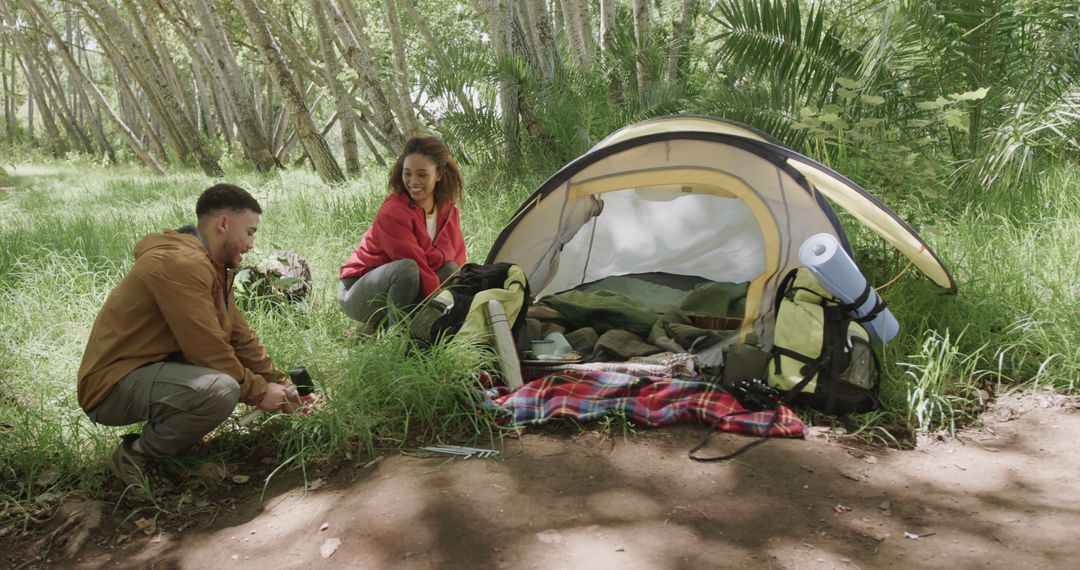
[388,136,463,209]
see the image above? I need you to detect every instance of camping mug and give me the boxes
[531,340,556,356]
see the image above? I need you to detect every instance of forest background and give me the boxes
[0,0,1077,520]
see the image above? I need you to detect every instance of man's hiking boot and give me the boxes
[108,434,153,499]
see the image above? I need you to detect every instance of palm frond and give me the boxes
[707,0,864,102]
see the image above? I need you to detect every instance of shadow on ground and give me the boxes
[27,391,1080,569]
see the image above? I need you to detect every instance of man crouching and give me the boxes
[77,183,303,495]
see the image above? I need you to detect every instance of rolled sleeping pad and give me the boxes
[797,233,900,344]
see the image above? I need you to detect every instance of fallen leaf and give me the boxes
[34,470,60,488]
[878,501,892,511]
[904,531,921,539]
[321,538,341,559]
[320,522,330,532]
[863,455,879,464]
[134,517,155,536]
[195,463,227,482]
[231,475,251,484]
[35,491,62,504]
[307,478,326,491]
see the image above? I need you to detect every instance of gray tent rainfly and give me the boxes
[486,115,955,346]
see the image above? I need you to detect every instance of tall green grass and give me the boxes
[0,155,1076,514]
[848,165,1080,436]
[0,161,530,516]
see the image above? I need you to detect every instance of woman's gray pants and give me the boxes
[338,259,458,327]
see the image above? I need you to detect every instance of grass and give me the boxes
[847,165,1080,438]
[0,154,1077,522]
[0,160,532,524]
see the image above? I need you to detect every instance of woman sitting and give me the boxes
[338,136,466,327]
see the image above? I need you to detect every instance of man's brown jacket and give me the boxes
[78,229,280,411]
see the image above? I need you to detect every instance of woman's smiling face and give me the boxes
[402,153,441,213]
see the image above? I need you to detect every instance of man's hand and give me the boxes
[257,382,303,413]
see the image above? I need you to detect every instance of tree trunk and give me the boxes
[125,0,197,126]
[352,111,386,166]
[81,0,222,176]
[1,3,65,155]
[330,0,402,147]
[599,0,621,102]
[632,0,653,95]
[399,0,473,114]
[664,0,696,83]
[2,41,10,135]
[565,0,591,67]
[80,7,171,164]
[492,0,518,158]
[552,0,566,42]
[158,8,236,151]
[118,0,198,155]
[194,43,235,148]
[28,32,94,153]
[262,69,275,149]
[310,0,360,175]
[23,0,164,173]
[263,5,323,88]
[383,0,421,136]
[599,0,616,52]
[190,54,216,138]
[16,55,64,154]
[350,99,395,150]
[524,0,558,79]
[188,0,277,172]
[235,0,344,183]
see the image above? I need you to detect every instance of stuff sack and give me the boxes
[410,263,531,346]
[768,269,881,415]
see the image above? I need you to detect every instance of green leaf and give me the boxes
[799,106,819,118]
[822,104,842,114]
[860,94,885,105]
[272,276,301,289]
[856,118,884,128]
[945,112,968,132]
[818,113,842,124]
[915,96,951,110]
[948,87,989,101]
[837,88,857,99]
[837,77,860,89]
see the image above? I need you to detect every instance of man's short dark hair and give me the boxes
[196,184,262,219]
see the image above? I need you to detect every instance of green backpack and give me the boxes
[768,269,881,415]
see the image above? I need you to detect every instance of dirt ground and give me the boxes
[6,389,1079,569]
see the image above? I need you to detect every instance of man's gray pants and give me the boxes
[86,362,241,458]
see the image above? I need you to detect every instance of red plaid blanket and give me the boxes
[484,370,804,437]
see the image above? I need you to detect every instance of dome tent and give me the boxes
[485,115,954,347]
